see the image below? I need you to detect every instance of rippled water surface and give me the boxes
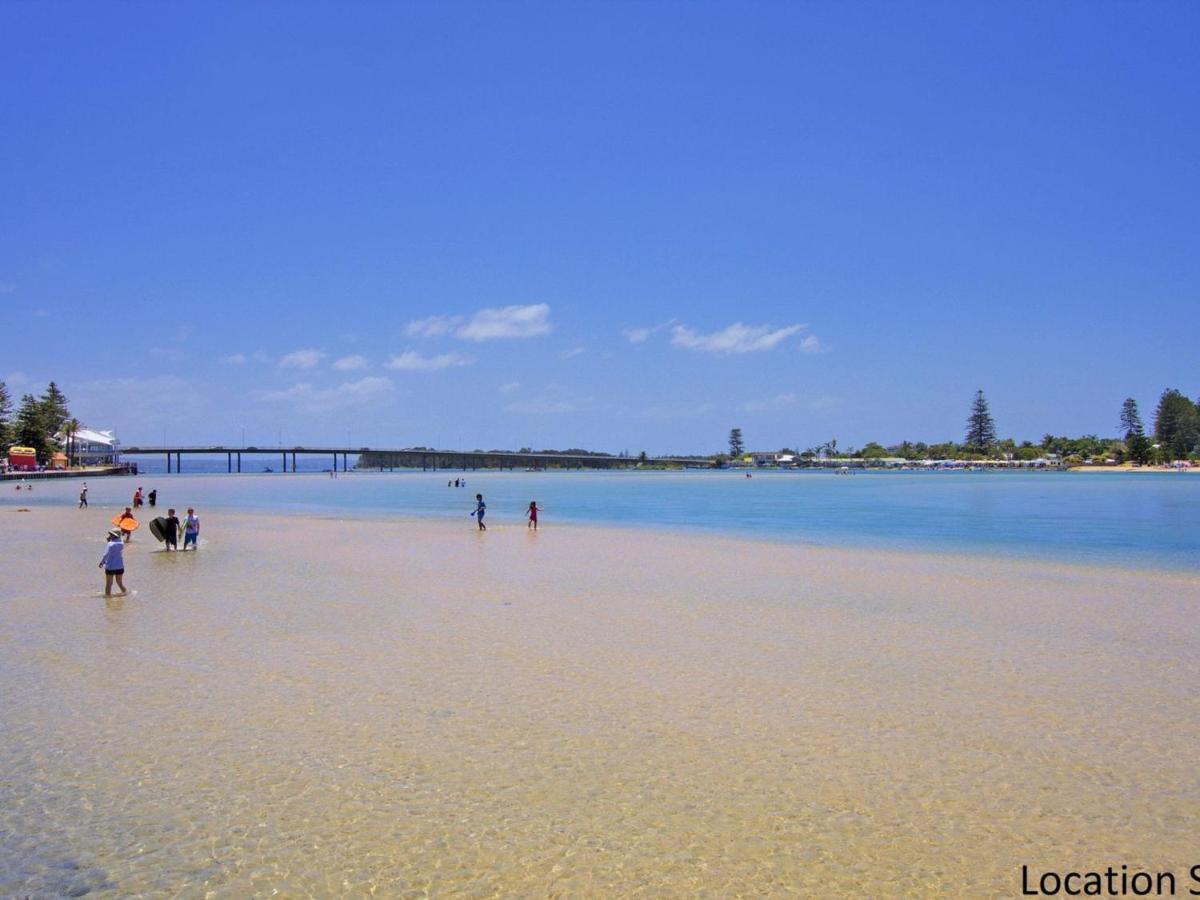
[2,505,1199,896]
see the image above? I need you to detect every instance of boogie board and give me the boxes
[111,513,140,532]
[148,517,169,543]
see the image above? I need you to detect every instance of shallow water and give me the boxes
[2,507,1199,895]
[7,468,1199,569]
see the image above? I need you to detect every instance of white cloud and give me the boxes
[799,335,828,354]
[5,371,30,387]
[405,315,463,338]
[333,354,369,371]
[385,351,473,372]
[251,350,272,363]
[744,393,798,413]
[256,376,393,413]
[220,353,247,366]
[456,304,552,341]
[670,322,803,355]
[279,348,325,369]
[622,318,676,344]
[332,376,391,400]
[559,346,586,360]
[498,381,521,393]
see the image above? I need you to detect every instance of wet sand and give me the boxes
[2,506,1198,896]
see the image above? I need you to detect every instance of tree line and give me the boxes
[726,388,1200,465]
[0,381,81,465]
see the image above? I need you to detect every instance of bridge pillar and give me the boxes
[281,451,286,473]
[291,452,296,473]
[166,452,171,474]
[176,452,181,473]
[237,452,241,473]
[227,452,232,474]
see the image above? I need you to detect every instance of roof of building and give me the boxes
[72,428,117,446]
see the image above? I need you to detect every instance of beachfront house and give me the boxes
[69,428,121,466]
[749,451,798,467]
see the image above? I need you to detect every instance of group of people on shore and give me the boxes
[470,494,544,531]
[100,492,201,596]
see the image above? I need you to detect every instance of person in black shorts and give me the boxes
[164,508,180,550]
[99,529,127,596]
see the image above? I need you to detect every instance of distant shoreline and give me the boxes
[1067,465,1197,474]
[0,465,134,482]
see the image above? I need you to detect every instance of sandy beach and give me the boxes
[2,506,1199,896]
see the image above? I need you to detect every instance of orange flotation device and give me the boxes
[111,513,140,531]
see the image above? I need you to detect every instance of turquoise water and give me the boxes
[9,469,1198,570]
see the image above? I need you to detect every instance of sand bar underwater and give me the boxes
[2,505,1199,896]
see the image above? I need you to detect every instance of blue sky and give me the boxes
[2,1,1197,454]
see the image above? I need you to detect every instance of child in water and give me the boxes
[164,508,180,551]
[527,501,542,530]
[99,529,128,596]
[472,494,487,530]
[182,507,200,550]
[118,507,136,542]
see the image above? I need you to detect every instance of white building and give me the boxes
[68,428,120,466]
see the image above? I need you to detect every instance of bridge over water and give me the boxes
[118,446,710,474]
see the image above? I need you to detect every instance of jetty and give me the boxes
[118,445,709,473]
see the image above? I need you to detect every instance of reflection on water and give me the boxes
[2,508,1199,895]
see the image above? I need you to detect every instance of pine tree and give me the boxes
[1153,388,1200,459]
[38,381,70,448]
[1119,397,1144,439]
[15,394,50,461]
[1126,433,1152,465]
[728,428,744,457]
[964,390,997,454]
[0,381,11,449]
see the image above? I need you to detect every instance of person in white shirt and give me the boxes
[99,529,127,596]
[183,508,201,550]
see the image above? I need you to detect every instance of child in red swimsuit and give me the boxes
[527,501,542,530]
